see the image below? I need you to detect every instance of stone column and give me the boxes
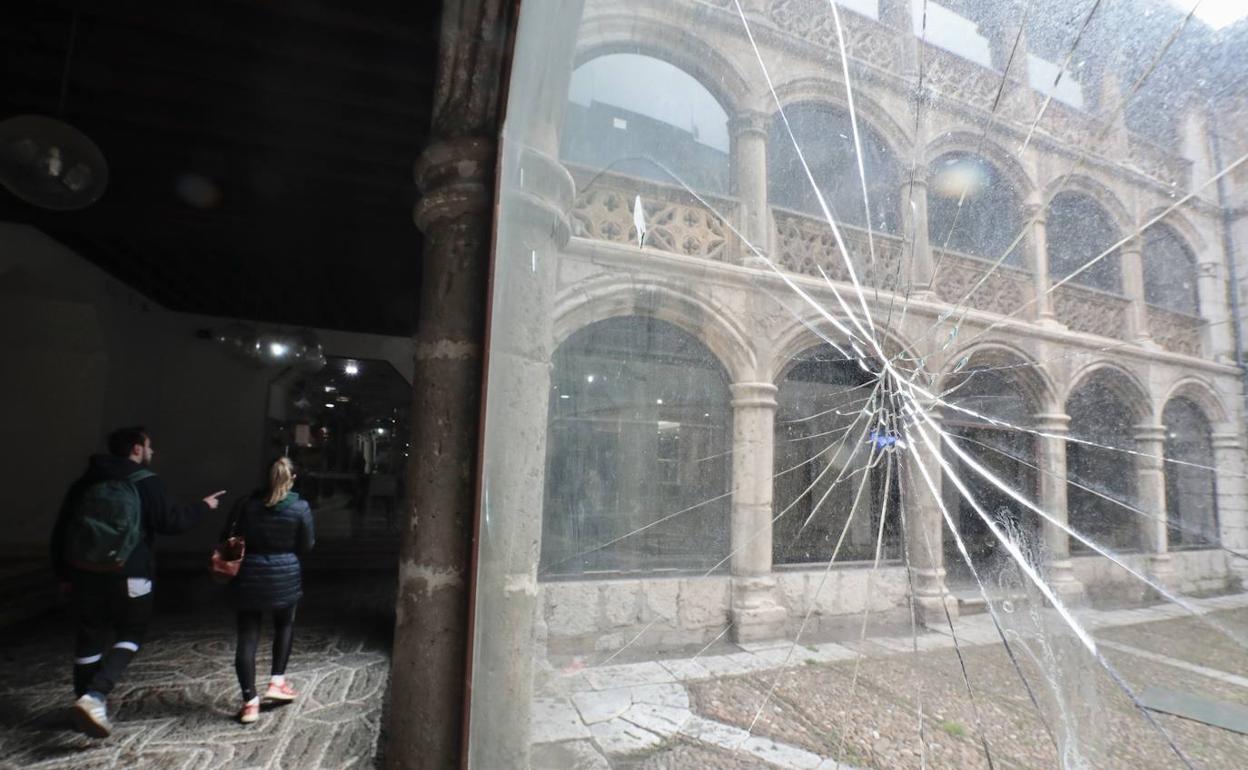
[1121,236,1153,343]
[1035,412,1084,600]
[904,410,958,624]
[1197,254,1232,362]
[1134,423,1177,588]
[900,164,933,295]
[728,381,788,641]
[458,2,582,767]
[1212,431,1248,586]
[729,110,772,261]
[1025,202,1059,326]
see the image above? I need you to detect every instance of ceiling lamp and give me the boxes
[0,15,108,210]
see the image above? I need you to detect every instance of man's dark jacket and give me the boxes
[51,454,209,580]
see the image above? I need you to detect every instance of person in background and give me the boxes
[51,426,226,738]
[224,456,315,724]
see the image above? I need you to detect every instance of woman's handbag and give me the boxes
[210,503,246,584]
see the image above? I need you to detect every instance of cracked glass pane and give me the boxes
[472,1,1248,767]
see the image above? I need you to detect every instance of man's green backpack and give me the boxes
[63,469,155,571]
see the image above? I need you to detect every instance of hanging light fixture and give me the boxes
[0,13,108,211]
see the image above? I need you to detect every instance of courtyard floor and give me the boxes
[5,576,1248,769]
[533,593,1248,769]
[0,573,394,770]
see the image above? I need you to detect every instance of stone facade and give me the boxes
[524,0,1248,652]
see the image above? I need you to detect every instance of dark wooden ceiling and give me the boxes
[1,0,440,335]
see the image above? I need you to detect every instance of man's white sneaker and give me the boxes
[72,693,112,738]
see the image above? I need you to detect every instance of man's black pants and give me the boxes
[71,573,154,698]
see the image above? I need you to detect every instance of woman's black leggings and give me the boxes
[235,604,297,701]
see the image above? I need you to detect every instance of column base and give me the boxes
[1047,559,1086,604]
[914,592,960,627]
[1034,315,1066,331]
[730,576,789,643]
[1147,553,1180,594]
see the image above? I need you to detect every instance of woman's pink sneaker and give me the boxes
[238,699,260,724]
[264,681,298,702]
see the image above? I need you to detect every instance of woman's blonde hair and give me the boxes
[265,457,296,507]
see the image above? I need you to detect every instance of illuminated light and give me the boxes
[377,428,387,435]
[324,403,335,409]
[656,398,664,405]
[344,361,360,376]
[269,342,289,358]
[586,374,595,383]
[324,386,336,393]
[931,156,987,199]
[559,394,571,400]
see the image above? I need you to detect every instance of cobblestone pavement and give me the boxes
[534,593,1248,769]
[0,573,394,770]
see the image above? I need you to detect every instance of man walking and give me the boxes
[50,426,226,738]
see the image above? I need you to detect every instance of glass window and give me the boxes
[1143,224,1200,315]
[1163,398,1218,548]
[773,346,900,565]
[1046,191,1123,293]
[928,151,1024,263]
[540,316,732,576]
[942,366,1038,574]
[561,54,730,194]
[1066,378,1138,552]
[768,103,902,234]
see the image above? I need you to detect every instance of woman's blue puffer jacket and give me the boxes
[223,491,315,611]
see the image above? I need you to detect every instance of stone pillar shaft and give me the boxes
[900,168,933,293]
[1197,256,1231,360]
[1027,205,1058,324]
[904,412,957,624]
[1035,412,1083,598]
[1212,432,1248,585]
[388,2,515,768]
[1134,423,1175,586]
[729,382,787,641]
[1121,239,1152,342]
[730,110,771,260]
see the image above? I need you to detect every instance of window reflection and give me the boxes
[928,151,1024,263]
[768,103,902,234]
[541,317,731,576]
[773,347,900,565]
[561,54,730,194]
[1163,398,1218,548]
[1046,191,1123,293]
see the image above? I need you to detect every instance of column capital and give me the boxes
[902,164,930,187]
[1133,423,1169,444]
[729,110,771,139]
[1212,432,1243,450]
[1033,412,1071,433]
[730,381,779,408]
[1022,202,1047,223]
[413,137,496,232]
[1119,234,1143,257]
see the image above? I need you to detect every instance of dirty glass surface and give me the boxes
[472,1,1248,768]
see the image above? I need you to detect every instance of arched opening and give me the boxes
[927,151,1024,264]
[772,345,899,565]
[768,102,902,234]
[540,316,732,576]
[1144,224,1200,316]
[561,53,731,194]
[1066,375,1138,552]
[1046,191,1123,293]
[1163,398,1219,548]
[941,364,1039,578]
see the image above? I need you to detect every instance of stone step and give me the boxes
[953,588,1030,616]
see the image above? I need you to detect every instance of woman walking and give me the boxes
[224,457,314,723]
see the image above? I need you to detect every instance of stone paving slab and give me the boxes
[538,592,1248,769]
